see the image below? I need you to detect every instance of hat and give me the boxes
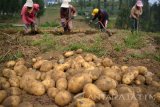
[61,0,69,8]
[25,0,33,7]
[136,0,143,7]
[92,8,99,16]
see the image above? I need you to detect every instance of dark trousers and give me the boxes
[131,18,138,32]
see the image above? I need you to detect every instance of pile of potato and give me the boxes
[0,49,160,107]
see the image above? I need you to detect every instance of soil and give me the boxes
[0,17,160,107]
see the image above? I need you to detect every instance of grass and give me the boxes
[154,54,160,62]
[124,33,145,49]
[0,51,23,63]
[41,21,60,27]
[114,43,124,52]
[64,36,107,57]
[31,34,57,52]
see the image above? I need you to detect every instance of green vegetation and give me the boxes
[154,54,160,62]
[124,33,145,49]
[64,36,107,57]
[41,21,60,27]
[114,43,124,52]
[0,51,23,63]
[31,34,57,52]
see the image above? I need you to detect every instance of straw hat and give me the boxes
[61,0,70,8]
[136,0,143,7]
[25,0,33,7]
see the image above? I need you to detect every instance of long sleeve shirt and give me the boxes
[92,9,109,22]
[21,4,39,25]
[130,5,143,19]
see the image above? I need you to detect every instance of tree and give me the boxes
[98,0,100,8]
[104,0,107,8]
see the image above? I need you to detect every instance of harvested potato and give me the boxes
[0,90,7,103]
[117,85,134,94]
[84,54,93,62]
[15,58,25,66]
[0,77,7,84]
[111,93,139,107]
[25,80,45,96]
[84,67,102,80]
[14,65,28,76]
[7,87,21,96]
[83,83,105,102]
[32,58,37,63]
[153,92,160,103]
[9,76,20,87]
[52,71,66,81]
[56,78,67,90]
[40,61,53,72]
[1,81,10,89]
[47,87,59,98]
[18,102,33,107]
[64,51,74,57]
[121,66,128,73]
[40,72,46,81]
[109,89,118,97]
[102,58,113,67]
[151,81,160,88]
[111,65,121,72]
[55,90,72,106]
[2,68,16,78]
[42,78,55,90]
[135,75,145,85]
[35,71,41,80]
[33,60,47,69]
[95,76,117,91]
[68,73,92,94]
[103,67,121,81]
[2,96,21,107]
[76,49,83,54]
[122,68,139,85]
[76,98,95,107]
[137,66,148,75]
[6,61,16,68]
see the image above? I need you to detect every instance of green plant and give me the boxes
[124,33,145,49]
[114,43,124,52]
[154,54,160,62]
[31,34,56,52]
[41,21,60,27]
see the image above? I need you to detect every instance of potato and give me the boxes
[64,51,74,57]
[84,54,93,62]
[42,78,55,90]
[111,65,121,72]
[33,60,47,69]
[35,71,41,80]
[102,58,113,67]
[40,72,46,81]
[122,68,139,85]
[0,90,7,103]
[153,92,160,103]
[71,61,82,70]
[68,73,92,94]
[151,81,160,88]
[117,85,134,94]
[25,80,45,96]
[83,83,106,102]
[95,76,117,91]
[2,95,21,107]
[145,76,153,85]
[45,70,54,79]
[0,77,7,84]
[47,87,59,98]
[55,90,72,106]
[111,93,139,107]
[109,89,118,97]
[56,78,67,90]
[32,58,37,63]
[1,81,10,89]
[6,61,16,68]
[76,98,95,107]
[134,75,145,85]
[18,102,33,107]
[9,76,20,87]
[136,66,148,75]
[76,49,83,54]
[103,67,121,81]
[15,58,25,66]
[121,66,128,73]
[40,61,53,72]
[84,67,102,80]
[14,65,28,76]
[2,68,16,78]
[7,87,21,96]
[52,71,66,81]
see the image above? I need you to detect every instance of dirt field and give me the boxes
[0,7,160,107]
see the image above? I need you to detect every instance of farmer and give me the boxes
[21,0,39,34]
[90,8,112,36]
[60,0,76,33]
[130,0,143,33]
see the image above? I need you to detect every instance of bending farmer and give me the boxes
[21,0,39,34]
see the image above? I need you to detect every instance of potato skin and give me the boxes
[95,76,117,91]
[47,87,59,98]
[56,78,67,90]
[83,83,106,102]
[55,90,72,106]
[102,58,113,67]
[40,61,53,72]
[42,78,55,90]
[76,98,96,107]
[0,90,7,103]
[153,92,160,103]
[14,65,28,76]
[7,87,22,96]
[6,61,16,68]
[2,96,21,107]
[18,102,33,107]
